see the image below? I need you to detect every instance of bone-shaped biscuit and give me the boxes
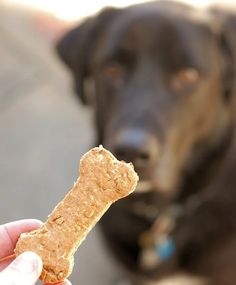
[15,146,138,283]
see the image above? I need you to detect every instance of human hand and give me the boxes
[0,219,71,285]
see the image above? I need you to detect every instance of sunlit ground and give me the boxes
[3,0,236,22]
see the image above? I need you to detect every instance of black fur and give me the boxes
[57,2,236,284]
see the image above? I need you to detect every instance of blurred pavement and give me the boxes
[0,3,119,285]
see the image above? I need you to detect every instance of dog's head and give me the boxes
[57,1,236,196]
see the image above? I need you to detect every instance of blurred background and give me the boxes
[0,0,235,284]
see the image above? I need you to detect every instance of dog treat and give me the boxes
[15,146,138,283]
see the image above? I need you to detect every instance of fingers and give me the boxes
[0,251,42,285]
[0,219,42,259]
[0,255,15,271]
[0,220,72,285]
[0,255,72,285]
[45,279,72,285]
[60,280,72,285]
[59,280,71,285]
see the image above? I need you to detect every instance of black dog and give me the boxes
[56,1,236,284]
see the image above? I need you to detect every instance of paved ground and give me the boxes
[0,3,119,285]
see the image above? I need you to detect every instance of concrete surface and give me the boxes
[0,3,119,285]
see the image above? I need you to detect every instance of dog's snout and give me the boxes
[109,129,159,168]
[115,146,151,168]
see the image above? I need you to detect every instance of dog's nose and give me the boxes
[109,129,159,168]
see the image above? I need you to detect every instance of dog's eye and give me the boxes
[172,68,200,90]
[102,63,123,80]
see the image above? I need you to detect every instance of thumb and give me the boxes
[0,251,42,285]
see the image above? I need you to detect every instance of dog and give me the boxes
[56,1,236,284]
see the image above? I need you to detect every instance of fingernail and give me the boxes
[60,281,72,285]
[13,251,42,274]
[45,279,72,285]
[63,280,72,285]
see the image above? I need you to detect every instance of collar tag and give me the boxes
[155,237,175,261]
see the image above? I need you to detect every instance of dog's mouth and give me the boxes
[134,163,182,196]
[136,180,153,193]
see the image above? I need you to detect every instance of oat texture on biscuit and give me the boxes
[15,146,138,283]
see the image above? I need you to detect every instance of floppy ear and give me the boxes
[210,7,236,102]
[56,7,120,105]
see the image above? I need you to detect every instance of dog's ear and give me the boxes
[210,7,236,102]
[56,7,120,105]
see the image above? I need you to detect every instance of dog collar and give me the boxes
[138,205,182,270]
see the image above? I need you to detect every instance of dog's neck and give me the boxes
[137,124,235,271]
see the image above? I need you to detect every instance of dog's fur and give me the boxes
[56,1,236,284]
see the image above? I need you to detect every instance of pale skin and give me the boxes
[0,219,72,285]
